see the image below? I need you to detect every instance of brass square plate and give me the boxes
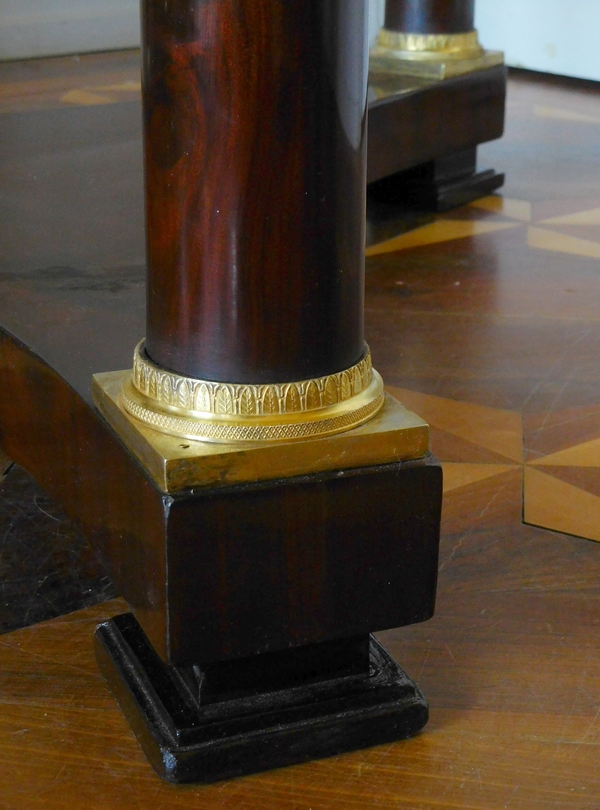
[369,49,504,84]
[93,371,429,493]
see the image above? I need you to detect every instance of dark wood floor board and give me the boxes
[2,523,600,810]
[481,71,600,203]
[0,464,115,635]
[369,311,600,410]
[0,50,141,115]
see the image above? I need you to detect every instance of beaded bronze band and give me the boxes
[376,29,484,61]
[120,341,385,443]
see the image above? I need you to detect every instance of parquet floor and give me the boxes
[1,53,600,808]
[368,190,600,544]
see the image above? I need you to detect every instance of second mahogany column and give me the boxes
[142,1,367,385]
[372,0,492,78]
[385,0,475,34]
[368,0,505,210]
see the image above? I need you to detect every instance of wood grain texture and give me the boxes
[0,50,141,115]
[0,327,441,666]
[0,330,169,659]
[166,456,441,664]
[0,40,441,667]
[142,1,368,383]
[367,65,506,184]
[384,0,475,34]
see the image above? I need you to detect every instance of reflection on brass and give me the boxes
[370,28,503,80]
[132,340,373,414]
[120,340,385,443]
[377,30,483,61]
[93,371,430,494]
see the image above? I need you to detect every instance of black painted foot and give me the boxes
[368,147,504,212]
[95,613,429,784]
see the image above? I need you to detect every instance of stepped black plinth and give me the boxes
[95,614,429,784]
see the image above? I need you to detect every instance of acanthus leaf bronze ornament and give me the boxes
[120,340,384,442]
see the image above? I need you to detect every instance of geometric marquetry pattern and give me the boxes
[525,414,600,543]
[367,194,600,265]
[373,190,600,545]
[387,376,600,544]
[386,386,523,496]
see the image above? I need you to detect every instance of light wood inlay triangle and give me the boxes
[470,196,532,222]
[366,221,519,256]
[524,467,600,542]
[442,462,520,493]
[540,207,600,226]
[530,437,600,468]
[528,227,600,260]
[387,387,522,463]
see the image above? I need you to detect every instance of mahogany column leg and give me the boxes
[89,0,443,783]
[384,0,475,33]
[142,1,366,384]
[114,0,384,446]
[368,0,506,211]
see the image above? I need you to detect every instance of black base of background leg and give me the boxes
[95,613,429,784]
[368,147,505,212]
[410,169,505,212]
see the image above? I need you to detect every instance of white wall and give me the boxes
[4,0,598,83]
[0,0,385,60]
[370,0,600,83]
[0,0,140,61]
[2,0,385,63]
[368,0,386,47]
[476,0,600,82]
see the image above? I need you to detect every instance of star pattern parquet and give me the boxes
[369,170,600,542]
[383,380,600,543]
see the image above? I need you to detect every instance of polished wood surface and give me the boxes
[0,325,439,668]
[0,18,439,671]
[0,50,141,114]
[367,65,506,185]
[0,24,441,784]
[142,1,368,383]
[3,54,600,804]
[166,456,440,664]
[384,0,475,34]
[371,0,504,198]
[3,499,600,809]
[0,330,170,659]
[95,614,429,783]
